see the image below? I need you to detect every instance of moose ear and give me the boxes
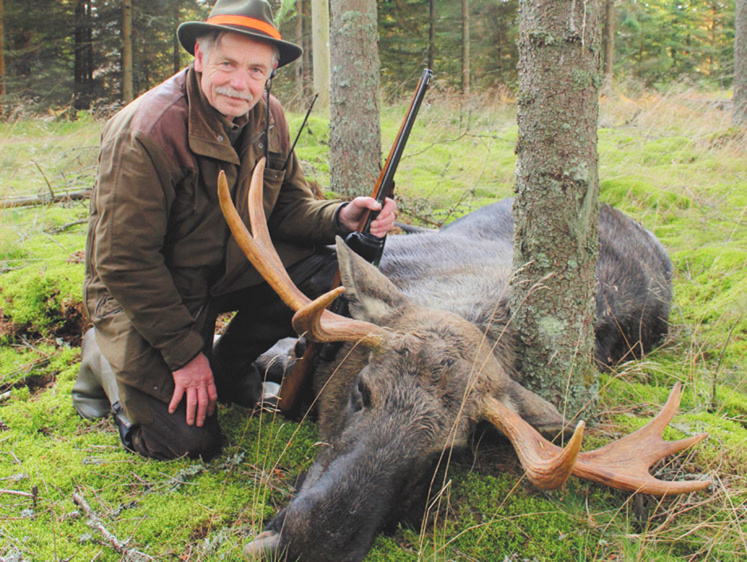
[335,237,409,324]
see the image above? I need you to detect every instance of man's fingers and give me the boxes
[207,382,218,417]
[195,386,209,428]
[185,387,196,426]
[169,385,184,414]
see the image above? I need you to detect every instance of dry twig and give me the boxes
[72,491,152,562]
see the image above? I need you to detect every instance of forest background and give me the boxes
[0,0,739,115]
[0,0,745,561]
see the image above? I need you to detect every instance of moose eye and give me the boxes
[349,379,371,412]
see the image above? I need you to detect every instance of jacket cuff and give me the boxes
[161,329,205,372]
[334,202,353,235]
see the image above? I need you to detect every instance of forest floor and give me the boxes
[0,87,745,561]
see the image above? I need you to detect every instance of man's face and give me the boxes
[194,32,276,119]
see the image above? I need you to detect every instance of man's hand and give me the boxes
[169,352,218,427]
[338,197,397,238]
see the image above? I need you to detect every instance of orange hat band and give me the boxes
[206,15,282,40]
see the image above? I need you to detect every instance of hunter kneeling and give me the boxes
[71,0,396,460]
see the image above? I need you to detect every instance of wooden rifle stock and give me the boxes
[277,69,433,416]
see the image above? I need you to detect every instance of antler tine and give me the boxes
[572,383,711,495]
[482,395,585,490]
[292,286,388,347]
[218,161,389,347]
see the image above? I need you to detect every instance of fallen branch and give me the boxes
[72,491,152,562]
[0,486,37,507]
[47,218,88,234]
[0,189,91,209]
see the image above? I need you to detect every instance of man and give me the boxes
[71,0,396,461]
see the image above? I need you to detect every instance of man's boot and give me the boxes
[72,328,134,450]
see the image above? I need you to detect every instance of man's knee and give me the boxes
[128,394,222,461]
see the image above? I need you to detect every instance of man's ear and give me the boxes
[193,42,205,72]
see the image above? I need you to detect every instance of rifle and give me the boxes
[277,68,433,416]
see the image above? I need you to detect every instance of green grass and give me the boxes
[1,88,746,560]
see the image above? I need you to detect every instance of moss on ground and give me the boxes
[1,91,745,560]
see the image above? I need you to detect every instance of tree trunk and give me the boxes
[302,0,312,97]
[0,0,5,99]
[329,0,382,198]
[428,0,435,69]
[122,0,134,102]
[461,0,470,96]
[173,0,181,74]
[510,0,602,420]
[602,0,614,90]
[735,0,746,126]
[311,0,330,108]
[74,0,94,110]
[295,0,305,103]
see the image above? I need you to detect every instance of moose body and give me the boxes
[220,168,705,562]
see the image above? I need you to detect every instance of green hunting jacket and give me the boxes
[84,66,341,407]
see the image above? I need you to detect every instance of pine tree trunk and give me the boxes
[428,0,435,69]
[311,0,330,108]
[173,0,181,74]
[329,0,382,198]
[0,0,6,99]
[74,0,93,110]
[735,0,747,125]
[122,0,134,102]
[295,0,304,103]
[510,0,602,420]
[461,0,470,96]
[602,0,614,90]
[302,0,312,97]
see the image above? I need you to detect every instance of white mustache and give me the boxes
[215,87,252,101]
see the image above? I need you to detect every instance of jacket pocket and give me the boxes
[94,294,124,320]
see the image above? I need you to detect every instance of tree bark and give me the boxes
[295,0,305,103]
[602,0,614,90]
[428,0,435,69]
[122,0,134,103]
[173,0,181,74]
[311,0,330,108]
[735,0,746,126]
[302,0,312,97]
[74,0,94,110]
[461,0,470,96]
[510,0,602,420]
[0,0,5,99]
[329,0,382,198]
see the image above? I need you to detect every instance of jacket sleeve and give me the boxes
[92,128,204,372]
[267,149,341,243]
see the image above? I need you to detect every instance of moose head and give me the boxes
[218,161,710,562]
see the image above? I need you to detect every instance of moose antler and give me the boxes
[217,160,388,348]
[572,383,710,494]
[482,395,586,489]
[483,383,710,495]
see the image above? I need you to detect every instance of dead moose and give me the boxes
[218,161,710,562]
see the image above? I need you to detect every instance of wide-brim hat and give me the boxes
[177,0,302,68]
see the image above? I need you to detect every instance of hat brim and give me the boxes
[177,21,302,68]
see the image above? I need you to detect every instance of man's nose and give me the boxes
[230,71,250,91]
